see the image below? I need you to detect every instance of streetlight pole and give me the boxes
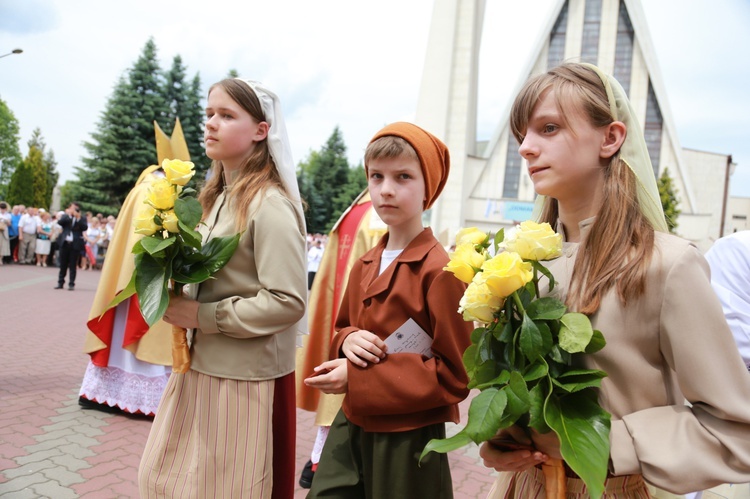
[0,48,23,59]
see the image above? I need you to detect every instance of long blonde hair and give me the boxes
[198,79,287,231]
[510,63,655,314]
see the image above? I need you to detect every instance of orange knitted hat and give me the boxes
[367,122,450,210]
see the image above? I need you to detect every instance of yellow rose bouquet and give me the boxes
[108,159,240,373]
[422,222,611,499]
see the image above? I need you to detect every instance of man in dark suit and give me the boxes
[56,202,88,291]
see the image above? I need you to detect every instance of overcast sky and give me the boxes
[1,0,749,200]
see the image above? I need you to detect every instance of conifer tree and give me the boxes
[27,129,55,208]
[181,73,210,179]
[6,159,33,206]
[7,129,54,208]
[44,148,59,209]
[0,96,22,200]
[297,127,363,234]
[657,167,681,234]
[73,38,170,214]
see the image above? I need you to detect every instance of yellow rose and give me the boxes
[162,159,196,186]
[146,178,177,211]
[133,205,161,236]
[444,242,487,283]
[162,210,180,233]
[458,278,504,323]
[455,227,488,246]
[480,251,533,298]
[503,220,562,261]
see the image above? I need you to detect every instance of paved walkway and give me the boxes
[0,263,498,498]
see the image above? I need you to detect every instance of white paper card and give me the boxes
[384,318,433,358]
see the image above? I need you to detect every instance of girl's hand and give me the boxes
[303,359,348,394]
[530,429,563,460]
[342,330,387,368]
[479,426,548,472]
[162,294,200,329]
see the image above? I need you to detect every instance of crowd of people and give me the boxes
[0,201,116,272]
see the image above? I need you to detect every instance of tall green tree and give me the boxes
[657,167,681,234]
[43,148,59,209]
[0,96,22,200]
[6,159,33,206]
[297,127,365,234]
[163,57,209,178]
[73,38,170,214]
[7,129,54,208]
[183,74,210,179]
[26,129,58,209]
[72,40,208,215]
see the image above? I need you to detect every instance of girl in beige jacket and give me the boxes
[481,63,750,497]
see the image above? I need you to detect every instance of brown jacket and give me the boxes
[330,228,473,432]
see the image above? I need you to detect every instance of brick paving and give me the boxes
[0,263,497,498]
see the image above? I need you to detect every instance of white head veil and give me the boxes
[236,79,306,231]
[532,64,669,233]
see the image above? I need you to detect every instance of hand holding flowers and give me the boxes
[422,221,611,499]
[108,159,241,373]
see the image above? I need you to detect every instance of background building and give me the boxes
[416,0,741,252]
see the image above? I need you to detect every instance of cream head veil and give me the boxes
[531,63,669,233]
[236,79,308,344]
[236,79,306,231]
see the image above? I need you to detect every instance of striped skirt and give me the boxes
[488,466,652,498]
[139,369,275,498]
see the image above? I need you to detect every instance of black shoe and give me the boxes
[78,396,122,414]
[68,286,75,291]
[54,284,64,289]
[299,460,315,489]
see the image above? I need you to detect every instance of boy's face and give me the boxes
[367,155,426,232]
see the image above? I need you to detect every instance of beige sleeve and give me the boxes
[610,245,750,493]
[198,194,307,338]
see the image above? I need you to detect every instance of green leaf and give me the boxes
[552,369,607,393]
[178,219,203,249]
[463,344,478,374]
[140,235,176,256]
[179,187,197,198]
[585,330,607,353]
[544,391,611,499]
[474,370,511,390]
[104,271,137,311]
[559,312,594,353]
[527,381,551,433]
[172,264,212,284]
[499,372,531,427]
[470,326,487,344]
[473,359,501,387]
[134,252,170,327]
[420,431,473,461]
[463,388,508,443]
[493,228,505,254]
[174,196,203,229]
[495,320,513,343]
[531,260,556,291]
[131,239,146,254]
[523,361,548,382]
[200,233,242,274]
[519,313,544,362]
[526,297,566,320]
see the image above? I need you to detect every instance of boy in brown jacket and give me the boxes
[305,122,473,498]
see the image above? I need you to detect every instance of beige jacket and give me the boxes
[190,178,307,381]
[549,219,750,494]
